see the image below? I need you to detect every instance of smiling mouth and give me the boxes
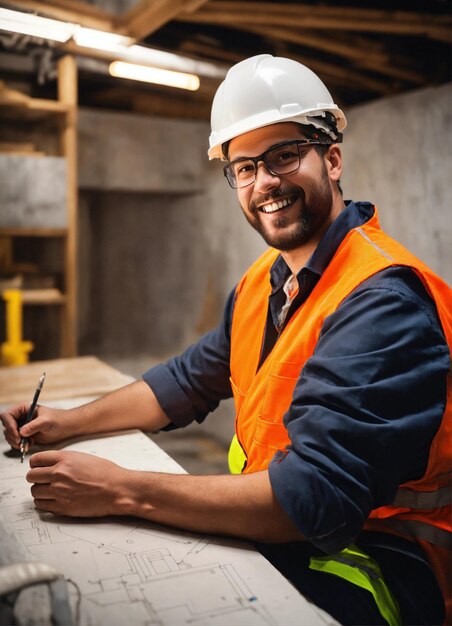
[259,196,296,214]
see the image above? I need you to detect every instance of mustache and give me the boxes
[249,186,304,214]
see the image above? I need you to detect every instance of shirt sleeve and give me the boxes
[268,266,450,554]
[142,287,236,428]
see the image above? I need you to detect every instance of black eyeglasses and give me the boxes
[223,139,332,189]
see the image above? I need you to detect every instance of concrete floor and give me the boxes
[106,354,230,475]
[148,428,229,475]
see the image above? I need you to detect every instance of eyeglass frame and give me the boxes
[223,139,334,189]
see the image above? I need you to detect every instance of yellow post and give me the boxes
[1,289,34,366]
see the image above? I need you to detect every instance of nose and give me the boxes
[253,161,281,192]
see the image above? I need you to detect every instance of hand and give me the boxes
[1,403,71,451]
[27,450,128,517]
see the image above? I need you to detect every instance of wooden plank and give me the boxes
[0,356,133,405]
[244,25,425,84]
[0,94,69,123]
[199,1,451,23]
[0,227,67,237]
[6,0,117,33]
[180,2,451,42]
[0,142,45,156]
[174,16,425,85]
[118,0,210,41]
[131,90,212,120]
[21,288,66,305]
[0,80,29,105]
[57,55,78,358]
[179,39,243,64]
[293,55,391,96]
[84,83,215,121]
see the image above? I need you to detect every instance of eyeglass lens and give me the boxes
[225,141,307,188]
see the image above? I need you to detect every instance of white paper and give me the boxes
[0,430,339,626]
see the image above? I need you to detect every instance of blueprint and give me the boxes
[0,428,338,626]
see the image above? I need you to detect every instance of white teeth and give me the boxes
[261,197,292,213]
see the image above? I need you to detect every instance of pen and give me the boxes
[20,372,46,463]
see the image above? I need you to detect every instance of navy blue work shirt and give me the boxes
[143,201,450,553]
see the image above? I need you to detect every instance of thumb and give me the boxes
[19,411,46,438]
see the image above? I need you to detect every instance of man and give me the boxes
[2,55,451,626]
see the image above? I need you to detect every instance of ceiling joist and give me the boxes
[244,24,425,84]
[179,2,451,43]
[3,0,116,32]
[4,0,212,42]
[1,0,450,116]
[116,0,211,42]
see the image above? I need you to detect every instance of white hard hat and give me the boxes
[208,54,347,160]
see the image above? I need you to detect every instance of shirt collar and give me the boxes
[269,201,375,293]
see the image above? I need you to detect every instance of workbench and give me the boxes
[0,356,134,408]
[0,357,338,626]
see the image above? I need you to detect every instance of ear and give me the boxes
[324,145,342,183]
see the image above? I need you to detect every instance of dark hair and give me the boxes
[311,143,343,196]
[222,140,231,160]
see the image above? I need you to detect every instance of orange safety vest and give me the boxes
[229,208,452,618]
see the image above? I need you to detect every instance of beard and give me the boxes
[241,163,334,252]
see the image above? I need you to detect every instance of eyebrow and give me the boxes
[229,139,301,162]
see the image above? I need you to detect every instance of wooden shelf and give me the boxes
[0,288,66,306]
[0,57,78,360]
[0,227,68,238]
[21,289,66,305]
[0,98,70,122]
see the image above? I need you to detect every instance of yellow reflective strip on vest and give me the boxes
[228,434,247,474]
[309,544,401,626]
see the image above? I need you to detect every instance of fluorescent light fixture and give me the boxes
[0,8,76,43]
[74,27,133,52]
[109,61,200,90]
[121,46,226,79]
[0,8,226,81]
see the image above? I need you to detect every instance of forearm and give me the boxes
[114,468,304,543]
[66,381,171,437]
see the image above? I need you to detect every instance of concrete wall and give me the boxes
[0,155,67,228]
[78,109,265,361]
[341,82,452,285]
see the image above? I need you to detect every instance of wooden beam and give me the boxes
[175,37,391,95]
[4,0,117,32]
[244,24,425,84]
[179,39,243,64]
[132,91,212,120]
[86,85,213,121]
[57,54,78,356]
[4,0,212,39]
[117,0,211,42]
[291,55,392,96]
[179,2,451,43]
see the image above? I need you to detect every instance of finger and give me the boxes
[3,426,20,449]
[30,483,53,499]
[19,413,44,439]
[29,451,62,469]
[2,403,31,423]
[34,498,60,514]
[26,467,55,484]
[1,409,28,447]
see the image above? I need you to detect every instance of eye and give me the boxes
[234,161,255,177]
[272,147,299,164]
